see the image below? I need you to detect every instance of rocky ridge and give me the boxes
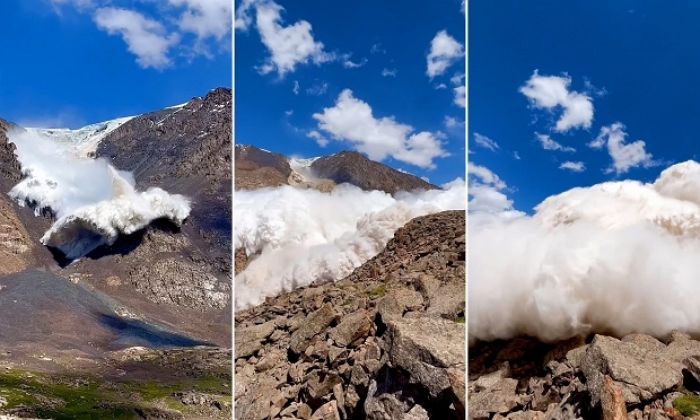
[235,210,466,419]
[468,331,700,419]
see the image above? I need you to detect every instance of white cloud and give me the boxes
[292,80,300,95]
[370,43,386,54]
[454,85,466,108]
[253,1,332,76]
[341,54,367,69]
[468,163,519,215]
[306,81,328,96]
[444,116,464,128]
[520,70,594,132]
[513,151,521,160]
[473,132,499,151]
[167,0,232,41]
[381,68,397,77]
[94,7,179,70]
[50,0,93,10]
[536,133,576,152]
[559,161,586,172]
[284,109,293,116]
[426,30,464,78]
[590,123,655,174]
[312,89,448,169]
[307,130,329,147]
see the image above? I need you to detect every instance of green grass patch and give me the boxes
[0,370,230,420]
[673,394,700,416]
[368,285,387,299]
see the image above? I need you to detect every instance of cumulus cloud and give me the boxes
[535,133,575,152]
[167,0,232,41]
[8,129,190,260]
[426,30,464,78]
[559,161,586,172]
[381,68,397,77]
[237,0,332,76]
[473,132,499,151]
[235,181,465,309]
[94,7,179,69]
[470,160,700,341]
[589,123,655,174]
[312,89,448,169]
[520,70,594,132]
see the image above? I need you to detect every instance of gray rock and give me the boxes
[305,370,343,399]
[469,377,519,418]
[329,311,372,347]
[580,335,683,405]
[387,316,465,398]
[290,304,337,354]
[236,321,276,358]
[311,400,341,420]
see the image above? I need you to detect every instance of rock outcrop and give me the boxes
[235,145,292,190]
[235,210,466,419]
[310,151,438,194]
[469,331,700,419]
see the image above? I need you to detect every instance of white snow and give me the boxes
[26,116,134,157]
[7,116,191,260]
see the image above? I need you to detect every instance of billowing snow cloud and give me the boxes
[8,129,190,260]
[520,71,594,132]
[589,122,655,174]
[470,160,700,342]
[468,163,522,218]
[312,89,448,169]
[235,180,465,310]
[426,30,464,78]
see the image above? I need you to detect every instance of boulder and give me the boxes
[580,335,682,405]
[290,304,337,354]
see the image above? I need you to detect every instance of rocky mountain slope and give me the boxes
[69,88,234,319]
[233,145,436,194]
[235,210,466,419]
[469,331,700,419]
[310,151,437,194]
[0,90,232,419]
[235,145,293,190]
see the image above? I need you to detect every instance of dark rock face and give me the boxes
[87,88,232,311]
[97,88,232,185]
[234,144,292,190]
[0,119,22,192]
[468,331,700,419]
[234,210,466,419]
[310,151,438,194]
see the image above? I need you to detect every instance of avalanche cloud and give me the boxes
[235,180,465,310]
[470,160,700,342]
[8,128,190,260]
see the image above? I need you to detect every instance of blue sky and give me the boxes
[0,0,231,129]
[470,0,700,212]
[235,0,466,185]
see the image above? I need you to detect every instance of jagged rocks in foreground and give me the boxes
[235,210,466,419]
[469,331,700,419]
